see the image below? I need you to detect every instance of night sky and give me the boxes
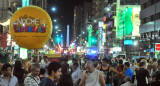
[47,0,76,44]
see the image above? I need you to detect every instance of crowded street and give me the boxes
[0,0,160,86]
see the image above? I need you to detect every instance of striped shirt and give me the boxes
[24,74,40,86]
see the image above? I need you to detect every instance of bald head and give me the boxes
[86,60,94,67]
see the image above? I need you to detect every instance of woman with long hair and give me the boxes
[57,73,74,86]
[13,60,28,86]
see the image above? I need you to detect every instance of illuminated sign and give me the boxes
[20,47,27,59]
[22,0,29,7]
[156,43,160,51]
[117,6,140,38]
[10,6,52,49]
[124,40,133,45]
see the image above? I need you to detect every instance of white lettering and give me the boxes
[17,18,23,25]
[16,18,40,26]
[25,18,31,25]
[35,18,39,25]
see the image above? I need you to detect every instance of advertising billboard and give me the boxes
[117,6,140,38]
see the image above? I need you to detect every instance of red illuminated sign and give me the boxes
[156,44,160,51]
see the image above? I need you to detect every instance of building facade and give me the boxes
[140,0,160,58]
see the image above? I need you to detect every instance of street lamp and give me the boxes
[55,26,58,29]
[51,7,56,12]
[53,19,57,22]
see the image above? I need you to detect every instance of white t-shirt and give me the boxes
[71,67,81,84]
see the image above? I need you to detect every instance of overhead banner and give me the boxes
[10,6,52,49]
[117,6,140,38]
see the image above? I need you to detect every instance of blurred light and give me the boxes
[51,7,56,12]
[134,41,138,45]
[94,20,97,23]
[54,19,57,22]
[61,34,63,37]
[55,26,58,29]
[91,50,96,54]
[83,32,85,34]
[56,31,58,33]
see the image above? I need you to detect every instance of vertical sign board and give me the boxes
[1,33,7,48]
[155,43,160,51]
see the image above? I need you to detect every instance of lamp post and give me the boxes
[154,3,156,58]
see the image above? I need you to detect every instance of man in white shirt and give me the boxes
[72,63,81,86]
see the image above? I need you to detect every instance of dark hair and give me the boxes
[124,62,130,67]
[158,59,160,66]
[57,73,74,86]
[48,61,61,75]
[13,61,26,84]
[40,68,46,75]
[73,63,79,67]
[61,63,69,75]
[139,62,145,67]
[155,71,160,81]
[119,59,123,65]
[102,58,109,63]
[1,63,12,71]
[14,60,22,70]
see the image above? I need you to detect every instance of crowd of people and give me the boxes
[0,55,160,86]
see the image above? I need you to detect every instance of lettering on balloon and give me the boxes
[13,15,46,33]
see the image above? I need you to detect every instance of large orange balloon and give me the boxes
[10,6,52,49]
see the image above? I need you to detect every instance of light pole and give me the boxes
[154,3,156,58]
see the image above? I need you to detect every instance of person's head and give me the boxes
[44,56,48,63]
[1,63,12,76]
[139,62,146,68]
[152,58,157,63]
[119,59,123,65]
[125,76,131,82]
[124,62,130,68]
[102,58,109,66]
[57,73,74,86]
[40,68,46,75]
[14,60,22,70]
[153,62,158,71]
[61,63,69,75]
[73,63,79,70]
[48,61,62,79]
[85,60,94,73]
[30,64,40,77]
[72,58,77,64]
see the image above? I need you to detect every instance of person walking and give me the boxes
[71,63,81,86]
[136,62,151,86]
[13,60,28,86]
[124,62,133,80]
[57,73,74,86]
[39,61,62,86]
[0,63,18,86]
[100,58,119,86]
[24,64,40,86]
[79,60,105,86]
